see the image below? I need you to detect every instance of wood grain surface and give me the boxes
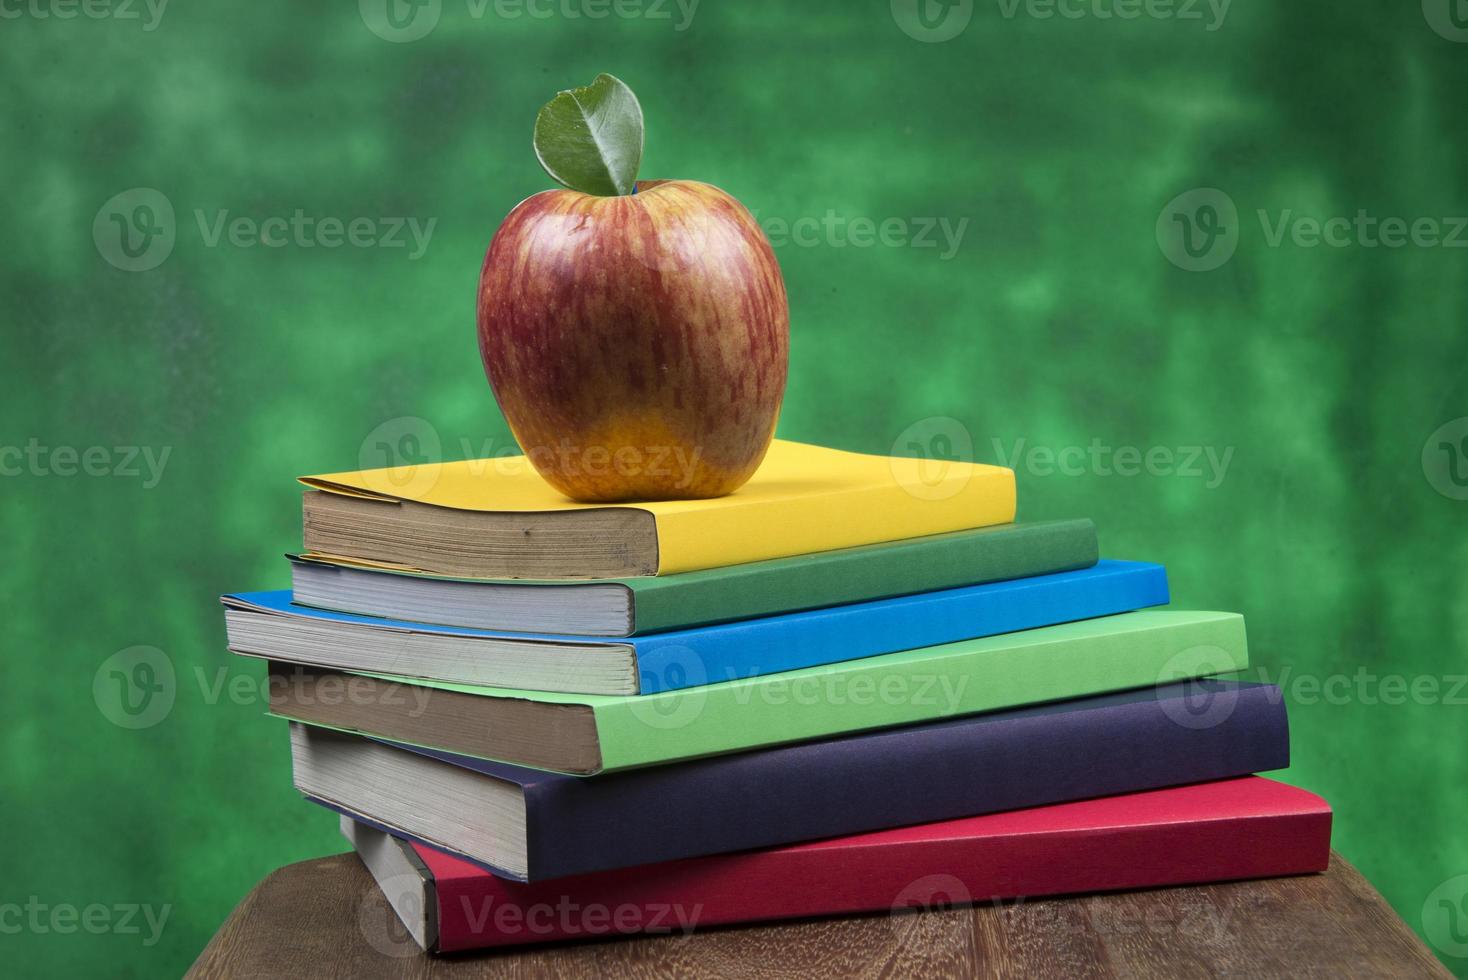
[187,851,1451,979]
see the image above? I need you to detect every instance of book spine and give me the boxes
[436,779,1329,951]
[594,610,1248,772]
[523,682,1286,880]
[630,519,1100,634]
[633,559,1169,693]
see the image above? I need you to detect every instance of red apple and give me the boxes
[476,179,789,502]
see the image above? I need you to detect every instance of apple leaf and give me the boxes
[533,74,644,197]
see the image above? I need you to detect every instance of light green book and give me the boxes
[267,609,1246,775]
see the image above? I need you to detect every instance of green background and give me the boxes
[4,0,1466,974]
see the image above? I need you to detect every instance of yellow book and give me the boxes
[299,440,1015,579]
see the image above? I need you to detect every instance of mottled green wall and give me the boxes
[4,0,1467,974]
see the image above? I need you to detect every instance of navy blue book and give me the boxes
[288,680,1289,881]
[223,559,1169,695]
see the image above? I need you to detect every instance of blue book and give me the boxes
[222,559,1169,696]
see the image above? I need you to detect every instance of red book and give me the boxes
[345,776,1332,953]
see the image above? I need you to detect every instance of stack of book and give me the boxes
[221,440,1331,953]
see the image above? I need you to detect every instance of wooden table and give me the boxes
[188,851,1450,978]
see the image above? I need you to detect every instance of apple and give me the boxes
[476,178,789,502]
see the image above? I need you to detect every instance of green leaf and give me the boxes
[533,73,644,197]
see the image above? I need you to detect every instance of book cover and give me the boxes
[267,608,1250,774]
[228,559,1169,694]
[300,680,1289,881]
[300,439,1018,575]
[343,776,1333,952]
[291,518,1102,636]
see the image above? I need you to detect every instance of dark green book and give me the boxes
[289,519,1098,637]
